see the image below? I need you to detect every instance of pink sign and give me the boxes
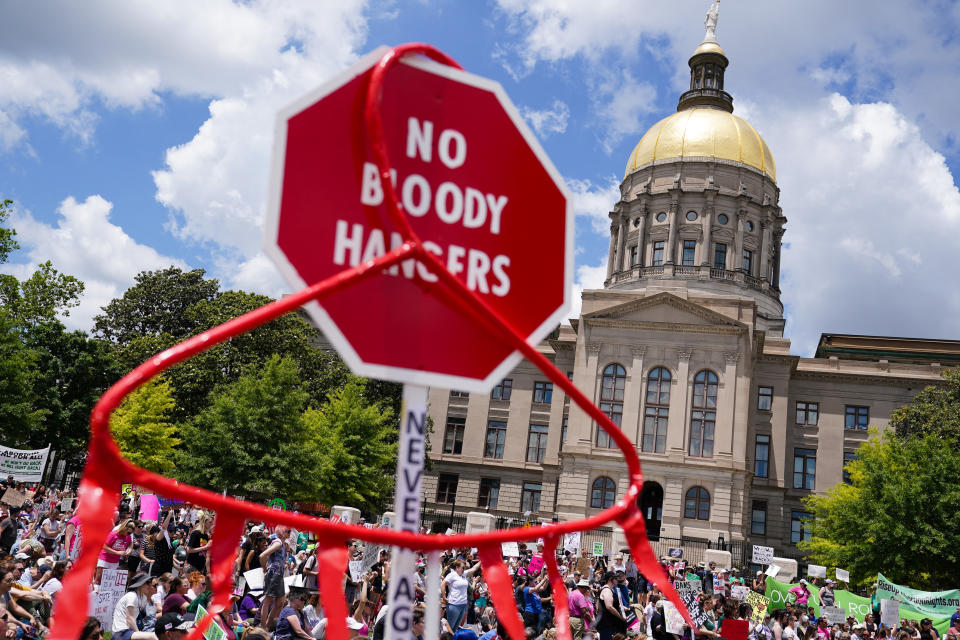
[139,494,159,522]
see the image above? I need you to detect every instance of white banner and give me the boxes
[0,445,50,482]
[386,385,428,640]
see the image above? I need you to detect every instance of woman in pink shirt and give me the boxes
[96,518,135,586]
[789,580,812,606]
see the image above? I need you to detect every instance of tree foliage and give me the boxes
[0,309,46,443]
[304,378,397,513]
[111,378,180,474]
[803,376,960,588]
[0,200,20,264]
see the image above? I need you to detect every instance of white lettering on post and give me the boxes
[386,385,429,640]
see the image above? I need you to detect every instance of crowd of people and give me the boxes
[0,479,943,640]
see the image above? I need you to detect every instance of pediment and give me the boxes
[582,292,745,331]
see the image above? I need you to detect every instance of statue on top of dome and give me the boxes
[704,0,720,42]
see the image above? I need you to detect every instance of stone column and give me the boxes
[635,212,647,268]
[666,198,679,264]
[606,221,618,279]
[701,207,714,267]
[666,349,692,454]
[618,216,629,271]
[734,210,746,270]
[759,220,771,280]
[580,343,603,446]
[717,351,739,458]
[772,231,783,287]
[621,347,647,448]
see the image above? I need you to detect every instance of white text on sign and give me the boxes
[334,118,512,296]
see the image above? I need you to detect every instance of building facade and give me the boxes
[421,11,956,562]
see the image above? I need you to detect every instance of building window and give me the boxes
[656,212,667,223]
[491,379,512,401]
[436,474,458,504]
[478,478,500,509]
[845,405,869,430]
[796,401,819,426]
[643,366,671,453]
[793,447,816,490]
[751,500,767,535]
[684,486,710,520]
[746,220,755,232]
[843,451,857,484]
[742,249,753,275]
[755,434,770,478]
[630,245,639,266]
[521,482,542,513]
[591,476,617,509]
[757,386,773,411]
[561,414,568,450]
[597,363,626,448]
[449,390,468,398]
[526,424,549,463]
[686,211,698,221]
[443,417,465,455]
[718,213,729,225]
[714,243,727,269]
[652,241,665,266]
[682,240,696,266]
[791,510,812,543]
[533,381,553,404]
[484,421,506,459]
[689,370,719,457]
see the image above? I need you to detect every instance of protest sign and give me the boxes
[765,564,781,577]
[808,564,827,578]
[823,607,847,625]
[501,542,520,557]
[668,547,683,559]
[731,585,751,601]
[714,576,725,592]
[675,580,702,597]
[232,577,246,598]
[0,488,26,508]
[60,497,74,511]
[880,599,900,628]
[563,531,581,555]
[745,591,769,624]
[361,543,384,573]
[139,494,160,522]
[528,554,544,574]
[88,568,127,629]
[681,590,709,628]
[243,567,264,591]
[752,545,774,565]
[876,573,958,633]
[0,445,49,482]
[349,560,364,583]
[836,568,850,583]
[196,604,227,640]
[664,601,686,634]
[593,541,604,557]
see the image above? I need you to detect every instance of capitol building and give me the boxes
[420,6,957,566]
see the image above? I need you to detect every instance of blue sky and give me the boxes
[2,0,959,357]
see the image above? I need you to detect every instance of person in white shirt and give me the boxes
[111,573,159,640]
[442,560,481,630]
[645,594,660,636]
[782,615,798,640]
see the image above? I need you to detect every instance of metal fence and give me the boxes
[648,535,712,566]
[420,510,468,533]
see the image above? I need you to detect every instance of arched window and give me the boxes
[642,367,671,453]
[597,364,626,448]
[689,370,719,457]
[590,476,617,509]
[684,486,710,520]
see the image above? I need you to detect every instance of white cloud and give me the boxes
[567,176,621,234]
[3,196,187,330]
[596,72,657,152]
[569,259,608,321]
[521,100,570,138]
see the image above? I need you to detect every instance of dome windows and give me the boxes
[656,212,667,223]
[746,220,755,232]
[717,214,729,225]
[686,211,698,221]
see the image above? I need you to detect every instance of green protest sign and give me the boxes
[196,604,226,640]
[765,577,871,622]
[877,573,958,635]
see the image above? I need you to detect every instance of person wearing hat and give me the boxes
[920,618,941,640]
[155,614,194,640]
[818,579,836,608]
[569,578,596,640]
[111,572,159,640]
[789,579,811,606]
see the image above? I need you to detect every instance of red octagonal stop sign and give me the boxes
[264,47,572,390]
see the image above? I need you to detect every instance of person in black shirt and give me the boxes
[150,512,175,577]
[186,514,212,574]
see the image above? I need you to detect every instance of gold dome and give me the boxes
[625,107,776,182]
[692,40,725,57]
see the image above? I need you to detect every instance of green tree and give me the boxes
[0,200,20,264]
[0,309,46,445]
[891,369,960,443]
[111,378,180,474]
[304,378,397,513]
[176,355,319,497]
[802,429,960,588]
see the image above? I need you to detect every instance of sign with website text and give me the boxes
[264,47,572,390]
[0,445,49,482]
